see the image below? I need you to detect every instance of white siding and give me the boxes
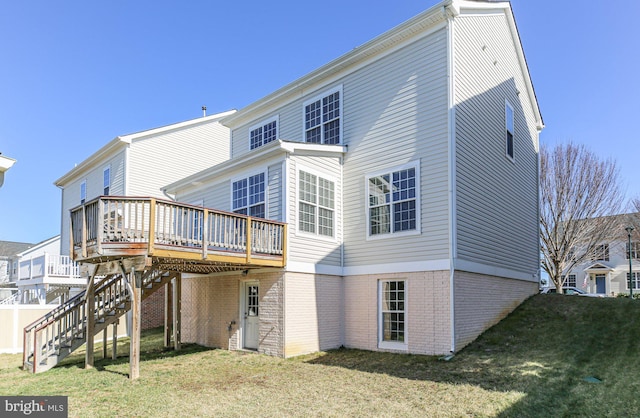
[342,28,450,267]
[59,149,126,255]
[128,121,230,197]
[453,14,539,277]
[287,155,343,267]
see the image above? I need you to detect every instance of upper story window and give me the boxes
[367,162,419,238]
[80,181,86,204]
[103,166,111,195]
[304,87,342,144]
[626,242,640,259]
[232,172,265,218]
[298,170,335,238]
[591,244,609,261]
[505,101,514,160]
[250,117,278,150]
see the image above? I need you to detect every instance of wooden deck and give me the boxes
[70,196,287,273]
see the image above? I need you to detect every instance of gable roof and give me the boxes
[0,241,34,258]
[54,110,236,187]
[221,0,542,130]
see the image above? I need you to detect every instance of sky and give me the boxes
[1,0,639,244]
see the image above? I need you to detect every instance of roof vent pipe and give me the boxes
[202,106,207,117]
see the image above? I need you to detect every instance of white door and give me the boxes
[243,282,259,350]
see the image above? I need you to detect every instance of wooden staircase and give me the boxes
[23,269,176,373]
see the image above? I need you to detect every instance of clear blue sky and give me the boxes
[1,0,638,244]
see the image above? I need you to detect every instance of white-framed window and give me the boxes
[366,162,419,238]
[80,180,86,204]
[591,244,609,261]
[379,280,407,350]
[103,166,111,195]
[232,172,266,218]
[304,86,342,144]
[505,100,514,160]
[626,242,640,260]
[250,117,278,150]
[297,170,335,238]
[627,272,640,290]
[562,274,577,287]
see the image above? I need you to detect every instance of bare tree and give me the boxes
[540,142,626,293]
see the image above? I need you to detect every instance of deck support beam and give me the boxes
[112,323,118,360]
[164,282,172,348]
[129,268,141,381]
[172,274,181,351]
[84,268,97,369]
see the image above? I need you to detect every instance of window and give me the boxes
[304,88,341,144]
[380,280,406,348]
[591,244,609,261]
[626,242,640,259]
[80,181,86,204]
[627,272,640,290]
[505,101,514,159]
[562,274,577,287]
[232,173,265,218]
[103,167,111,195]
[367,163,418,237]
[298,170,335,237]
[250,118,278,150]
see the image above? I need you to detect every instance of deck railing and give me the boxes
[70,197,287,265]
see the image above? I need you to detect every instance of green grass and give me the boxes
[2,295,640,417]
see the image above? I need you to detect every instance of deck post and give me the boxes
[102,328,108,359]
[172,274,181,351]
[202,209,209,260]
[112,322,117,360]
[130,268,141,380]
[148,199,156,255]
[81,205,87,259]
[246,217,252,264]
[164,281,172,348]
[85,274,96,369]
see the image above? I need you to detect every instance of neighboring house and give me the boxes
[0,240,34,301]
[0,153,16,188]
[54,110,236,257]
[562,214,640,297]
[159,0,543,357]
[32,0,542,373]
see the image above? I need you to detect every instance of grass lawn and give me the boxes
[2,295,640,417]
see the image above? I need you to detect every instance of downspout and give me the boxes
[445,4,457,354]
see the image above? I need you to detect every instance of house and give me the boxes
[162,0,542,357]
[0,240,34,302]
[25,0,543,374]
[1,236,83,305]
[0,153,16,188]
[561,214,640,296]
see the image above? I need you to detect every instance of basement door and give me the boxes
[243,281,259,350]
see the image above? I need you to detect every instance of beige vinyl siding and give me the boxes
[453,14,539,276]
[267,162,283,220]
[342,28,450,267]
[59,149,126,255]
[283,272,343,357]
[128,121,230,197]
[287,155,342,267]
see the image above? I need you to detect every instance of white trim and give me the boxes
[344,259,450,276]
[505,100,515,161]
[285,261,343,276]
[230,168,269,218]
[365,160,421,240]
[378,279,408,351]
[446,13,457,355]
[454,259,539,282]
[249,115,280,151]
[302,85,343,145]
[103,165,111,195]
[295,164,338,242]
